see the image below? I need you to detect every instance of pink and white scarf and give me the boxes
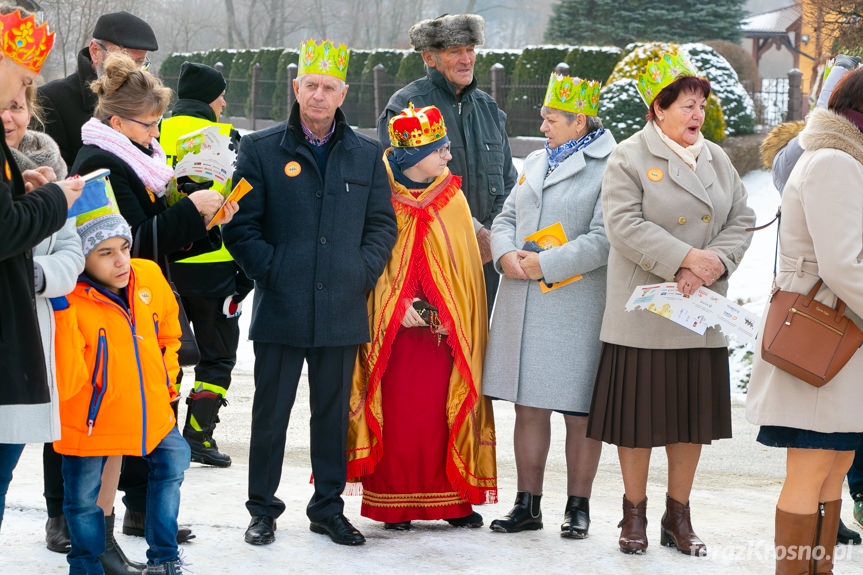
[81,117,174,197]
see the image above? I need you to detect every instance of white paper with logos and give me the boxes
[625,283,760,343]
[173,125,235,185]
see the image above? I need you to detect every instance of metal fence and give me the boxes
[743,78,791,131]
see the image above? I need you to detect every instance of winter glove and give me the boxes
[34,262,45,294]
[222,295,243,318]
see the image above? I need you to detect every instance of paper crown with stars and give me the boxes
[636,49,699,106]
[298,39,349,81]
[543,73,601,116]
[388,104,447,148]
[0,10,55,74]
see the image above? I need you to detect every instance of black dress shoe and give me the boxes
[123,509,195,544]
[384,521,412,530]
[561,496,590,539]
[446,511,483,528]
[45,514,71,554]
[309,513,366,545]
[245,516,276,545]
[838,518,861,545]
[490,492,543,533]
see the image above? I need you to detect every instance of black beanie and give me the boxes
[178,62,227,104]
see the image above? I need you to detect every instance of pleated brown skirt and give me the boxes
[586,343,732,448]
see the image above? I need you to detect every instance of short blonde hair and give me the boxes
[90,54,172,123]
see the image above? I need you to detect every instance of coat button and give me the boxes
[315,189,323,198]
[677,216,686,225]
[316,282,324,290]
[320,236,327,244]
[491,186,497,194]
[702,215,711,223]
[641,262,650,270]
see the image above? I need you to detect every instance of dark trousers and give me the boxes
[483,260,500,318]
[0,443,25,527]
[43,443,64,517]
[246,342,356,522]
[182,295,240,393]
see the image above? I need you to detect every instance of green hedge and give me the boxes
[563,46,622,83]
[271,50,299,120]
[159,53,188,84]
[598,79,646,142]
[203,49,237,79]
[474,50,521,83]
[244,48,284,119]
[225,50,257,117]
[395,52,425,83]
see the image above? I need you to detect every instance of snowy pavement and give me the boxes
[5,170,863,574]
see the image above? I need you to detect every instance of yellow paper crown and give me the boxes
[636,50,698,106]
[388,103,447,148]
[543,73,601,116]
[0,10,54,74]
[823,58,835,84]
[298,39,349,81]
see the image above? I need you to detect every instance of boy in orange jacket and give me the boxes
[53,212,190,575]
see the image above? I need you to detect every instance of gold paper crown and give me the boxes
[388,104,447,148]
[298,39,349,81]
[636,50,698,106]
[0,10,54,74]
[543,73,601,116]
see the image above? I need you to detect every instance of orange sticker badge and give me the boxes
[137,287,152,305]
[646,168,663,182]
[284,161,301,177]
[518,173,526,185]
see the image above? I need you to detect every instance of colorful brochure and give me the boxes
[523,222,582,293]
[206,178,253,230]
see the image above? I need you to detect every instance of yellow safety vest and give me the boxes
[160,115,236,265]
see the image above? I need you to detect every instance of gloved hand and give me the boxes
[835,54,861,70]
[222,295,242,318]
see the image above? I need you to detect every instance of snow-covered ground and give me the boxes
[6,170,863,574]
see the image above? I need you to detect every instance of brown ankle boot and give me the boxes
[618,495,648,554]
[775,506,818,575]
[660,494,707,556]
[814,500,841,574]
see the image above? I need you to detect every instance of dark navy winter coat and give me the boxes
[223,103,397,348]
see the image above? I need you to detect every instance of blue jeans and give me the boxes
[63,428,190,573]
[0,443,26,528]
[848,445,863,497]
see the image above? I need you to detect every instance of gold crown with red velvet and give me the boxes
[388,104,447,148]
[0,10,54,74]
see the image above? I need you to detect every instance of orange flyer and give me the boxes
[523,222,582,293]
[206,178,252,230]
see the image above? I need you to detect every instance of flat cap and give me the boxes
[93,11,158,51]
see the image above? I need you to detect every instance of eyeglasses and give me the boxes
[438,143,452,158]
[119,116,162,130]
[96,41,151,71]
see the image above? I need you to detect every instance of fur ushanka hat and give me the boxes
[408,14,484,52]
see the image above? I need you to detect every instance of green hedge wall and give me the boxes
[395,52,425,84]
[474,50,521,83]
[244,48,285,119]
[563,46,622,83]
[271,50,299,120]
[225,50,257,117]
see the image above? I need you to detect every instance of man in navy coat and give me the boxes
[223,39,397,547]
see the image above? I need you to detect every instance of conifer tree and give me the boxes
[545,0,746,47]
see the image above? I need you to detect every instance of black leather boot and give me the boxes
[123,509,195,544]
[183,391,232,468]
[561,496,590,539]
[489,492,542,533]
[100,514,146,575]
[46,514,71,553]
[838,518,861,545]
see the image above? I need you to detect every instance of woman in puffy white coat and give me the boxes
[746,69,863,575]
[0,83,83,444]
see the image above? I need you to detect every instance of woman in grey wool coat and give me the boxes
[483,72,613,540]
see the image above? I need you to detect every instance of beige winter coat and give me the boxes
[599,123,754,349]
[747,108,863,433]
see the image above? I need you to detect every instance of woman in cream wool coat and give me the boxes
[586,67,754,557]
[747,69,863,575]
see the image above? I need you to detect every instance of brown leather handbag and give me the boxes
[754,210,863,387]
[761,279,863,387]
